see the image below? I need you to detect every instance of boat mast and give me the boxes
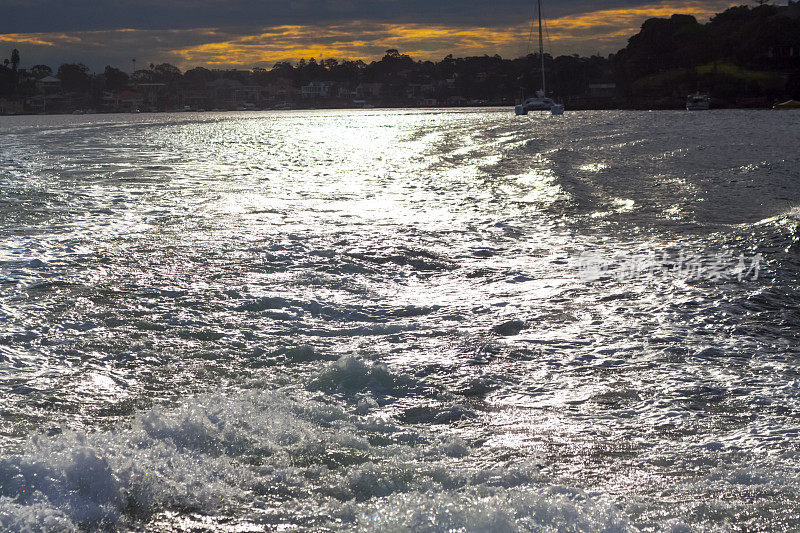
[538,0,545,95]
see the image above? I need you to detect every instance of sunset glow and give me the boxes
[1,0,741,68]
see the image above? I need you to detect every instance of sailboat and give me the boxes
[515,0,561,115]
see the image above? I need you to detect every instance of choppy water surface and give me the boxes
[1,109,800,531]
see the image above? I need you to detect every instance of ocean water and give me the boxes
[0,108,799,532]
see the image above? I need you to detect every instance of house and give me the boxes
[133,83,169,110]
[178,89,211,110]
[232,85,264,106]
[338,85,357,99]
[301,81,333,98]
[25,93,76,114]
[262,78,297,99]
[36,76,61,94]
[767,46,800,59]
[100,91,119,111]
[356,83,384,99]
[0,98,24,115]
[118,90,144,111]
[206,78,243,106]
[405,84,435,99]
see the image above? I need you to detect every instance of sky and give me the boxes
[0,0,745,71]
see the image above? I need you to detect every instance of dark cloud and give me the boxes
[1,0,726,33]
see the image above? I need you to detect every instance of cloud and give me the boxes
[0,0,741,69]
[1,0,740,33]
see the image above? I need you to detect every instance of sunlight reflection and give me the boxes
[513,169,569,205]
[578,162,608,173]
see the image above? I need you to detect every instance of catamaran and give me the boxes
[515,0,561,115]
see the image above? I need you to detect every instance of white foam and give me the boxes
[0,385,632,531]
[309,356,405,394]
[356,489,631,532]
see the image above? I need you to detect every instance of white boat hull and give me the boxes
[686,93,710,111]
[515,96,556,114]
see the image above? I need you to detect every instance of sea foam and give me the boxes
[0,382,631,531]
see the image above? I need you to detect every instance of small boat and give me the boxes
[514,0,559,115]
[686,92,710,111]
[516,91,556,115]
[550,103,564,115]
[774,100,800,110]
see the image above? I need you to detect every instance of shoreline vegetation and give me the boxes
[1,3,799,115]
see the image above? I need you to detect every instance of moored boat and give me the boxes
[514,0,559,115]
[686,92,710,111]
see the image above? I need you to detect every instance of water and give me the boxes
[0,109,799,531]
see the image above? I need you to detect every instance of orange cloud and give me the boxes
[171,23,527,66]
[171,1,739,66]
[546,1,736,38]
[0,0,741,68]
[0,33,59,46]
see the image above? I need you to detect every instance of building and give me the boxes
[133,83,169,110]
[301,81,333,98]
[767,46,800,59]
[405,84,435,99]
[36,76,61,94]
[206,78,243,108]
[178,89,211,110]
[117,90,145,111]
[356,83,384,99]
[338,85,358,99]
[232,85,264,107]
[0,98,24,115]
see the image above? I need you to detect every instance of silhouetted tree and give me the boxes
[183,67,214,87]
[153,63,182,83]
[103,66,129,91]
[614,14,712,92]
[0,64,13,96]
[613,4,800,98]
[29,65,52,79]
[57,63,90,92]
[131,69,156,83]
[296,57,324,84]
[7,49,21,93]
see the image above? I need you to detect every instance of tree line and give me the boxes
[1,2,798,109]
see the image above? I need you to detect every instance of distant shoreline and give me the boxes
[1,102,788,117]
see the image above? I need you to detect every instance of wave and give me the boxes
[0,376,632,532]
